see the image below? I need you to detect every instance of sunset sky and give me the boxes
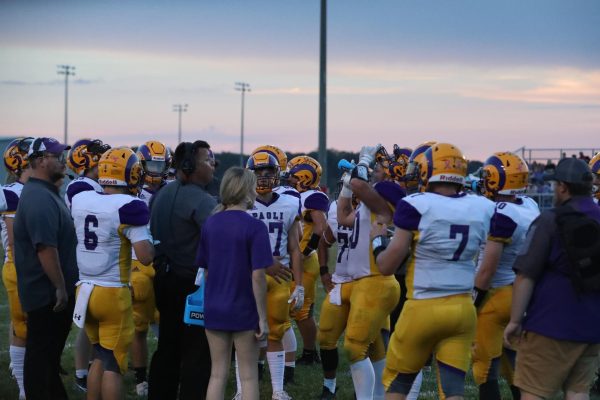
[1,0,599,161]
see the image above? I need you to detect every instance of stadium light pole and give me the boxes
[318,0,328,190]
[173,104,188,144]
[57,65,75,145]
[235,82,251,166]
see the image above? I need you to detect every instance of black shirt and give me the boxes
[13,177,78,312]
[150,179,217,272]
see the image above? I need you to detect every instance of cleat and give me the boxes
[136,381,148,396]
[272,390,292,400]
[74,376,88,393]
[319,386,337,400]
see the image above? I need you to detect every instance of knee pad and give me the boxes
[387,372,418,394]
[282,327,297,353]
[437,360,466,397]
[94,344,120,374]
[293,302,314,322]
[320,348,338,372]
[473,355,500,385]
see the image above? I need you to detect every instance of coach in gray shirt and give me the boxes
[13,137,78,400]
[148,140,217,400]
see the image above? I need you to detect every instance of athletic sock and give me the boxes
[372,358,386,400]
[135,367,147,384]
[407,370,423,400]
[9,346,25,397]
[350,358,375,400]
[324,378,336,394]
[267,351,285,392]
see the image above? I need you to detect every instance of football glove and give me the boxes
[358,144,382,167]
[288,285,305,311]
[339,172,353,198]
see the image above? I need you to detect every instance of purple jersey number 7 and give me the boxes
[448,224,469,261]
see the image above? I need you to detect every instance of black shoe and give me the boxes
[319,386,336,400]
[74,376,87,393]
[284,366,295,385]
[297,350,320,365]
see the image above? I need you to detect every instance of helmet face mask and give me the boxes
[246,152,280,194]
[137,141,170,186]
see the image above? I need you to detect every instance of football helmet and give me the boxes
[405,141,436,192]
[246,151,280,194]
[287,155,322,192]
[98,147,144,195]
[3,137,34,174]
[251,145,288,171]
[136,140,170,185]
[590,152,600,200]
[67,139,111,175]
[419,143,467,188]
[390,145,413,181]
[482,152,529,199]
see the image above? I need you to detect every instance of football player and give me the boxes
[335,146,405,400]
[373,143,495,400]
[1,137,34,399]
[250,145,301,382]
[590,152,600,206]
[65,138,111,392]
[287,155,329,365]
[71,147,154,400]
[130,140,171,395]
[472,152,540,399]
[243,151,303,400]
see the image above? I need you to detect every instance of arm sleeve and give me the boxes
[27,195,60,248]
[122,225,152,244]
[374,181,406,207]
[304,192,329,212]
[488,211,517,243]
[512,212,554,280]
[393,199,422,231]
[119,200,150,226]
[250,221,274,270]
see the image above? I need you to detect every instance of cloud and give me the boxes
[461,70,600,106]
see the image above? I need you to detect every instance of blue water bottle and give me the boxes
[184,269,205,326]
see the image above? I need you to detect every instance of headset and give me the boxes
[180,142,197,175]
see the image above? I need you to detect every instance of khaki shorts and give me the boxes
[514,331,600,397]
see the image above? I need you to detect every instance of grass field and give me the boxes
[1,249,598,399]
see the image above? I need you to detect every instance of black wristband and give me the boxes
[472,287,488,309]
[371,235,389,259]
[320,266,329,276]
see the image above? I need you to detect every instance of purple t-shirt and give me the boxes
[195,210,272,331]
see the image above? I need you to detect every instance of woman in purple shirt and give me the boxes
[196,167,271,400]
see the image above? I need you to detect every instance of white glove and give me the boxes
[339,173,353,198]
[358,144,382,167]
[288,285,305,311]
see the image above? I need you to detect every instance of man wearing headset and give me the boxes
[147,140,217,400]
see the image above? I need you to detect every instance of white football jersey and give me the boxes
[64,176,103,208]
[343,202,381,280]
[477,196,540,288]
[327,200,354,283]
[71,191,151,285]
[248,192,299,266]
[1,181,24,263]
[395,192,495,300]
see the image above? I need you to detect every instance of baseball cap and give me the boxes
[543,157,593,184]
[28,137,71,157]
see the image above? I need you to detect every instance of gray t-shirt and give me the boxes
[150,179,217,273]
[13,177,78,312]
